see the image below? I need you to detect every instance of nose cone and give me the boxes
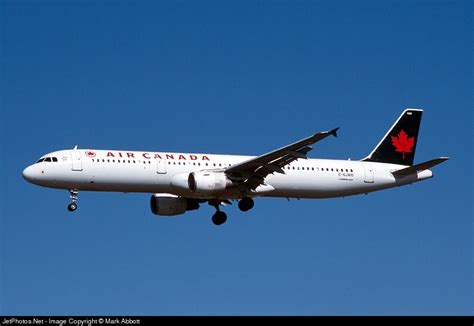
[22,165,36,183]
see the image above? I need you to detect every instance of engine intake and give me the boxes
[188,171,233,194]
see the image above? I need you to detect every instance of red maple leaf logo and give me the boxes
[391,130,415,159]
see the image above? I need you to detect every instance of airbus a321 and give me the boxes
[23,109,448,225]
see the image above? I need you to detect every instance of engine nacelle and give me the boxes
[188,171,233,194]
[150,194,199,216]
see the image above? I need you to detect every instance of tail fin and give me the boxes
[363,108,423,166]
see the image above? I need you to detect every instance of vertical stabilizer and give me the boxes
[363,109,422,166]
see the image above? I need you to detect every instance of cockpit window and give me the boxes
[36,156,59,163]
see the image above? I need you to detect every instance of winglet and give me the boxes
[329,127,339,138]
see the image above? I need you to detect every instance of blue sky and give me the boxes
[1,0,472,315]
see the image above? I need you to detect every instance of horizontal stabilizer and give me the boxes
[392,157,449,176]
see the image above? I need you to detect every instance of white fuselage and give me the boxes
[22,149,433,199]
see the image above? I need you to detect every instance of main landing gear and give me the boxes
[211,211,227,226]
[209,200,227,226]
[238,197,254,212]
[67,189,78,212]
[209,197,255,226]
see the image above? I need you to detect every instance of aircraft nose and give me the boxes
[22,165,36,182]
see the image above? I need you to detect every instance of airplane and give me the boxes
[22,108,448,225]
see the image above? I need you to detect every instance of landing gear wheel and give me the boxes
[211,211,227,225]
[238,197,254,212]
[67,203,77,212]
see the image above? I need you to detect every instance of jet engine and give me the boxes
[150,194,199,216]
[187,171,234,193]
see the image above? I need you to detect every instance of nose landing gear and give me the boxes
[67,202,77,212]
[67,189,78,212]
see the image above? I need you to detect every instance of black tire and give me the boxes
[211,211,227,225]
[238,197,254,212]
[67,203,77,212]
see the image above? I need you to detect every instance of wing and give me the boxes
[225,128,339,191]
